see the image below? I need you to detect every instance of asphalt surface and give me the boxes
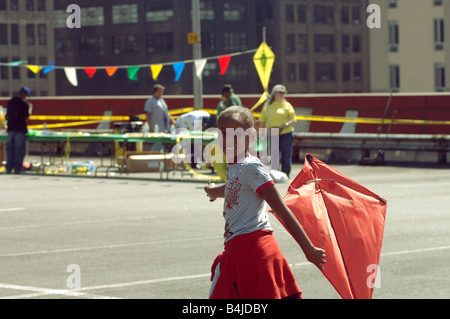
[1,161,450,300]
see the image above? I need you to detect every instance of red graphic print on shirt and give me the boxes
[225,176,241,210]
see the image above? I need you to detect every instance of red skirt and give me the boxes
[209,230,302,299]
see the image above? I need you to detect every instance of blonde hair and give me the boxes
[217,105,254,129]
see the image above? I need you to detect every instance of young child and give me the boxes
[204,106,326,299]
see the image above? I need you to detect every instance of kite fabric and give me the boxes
[274,154,387,299]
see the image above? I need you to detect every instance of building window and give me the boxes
[226,62,249,81]
[342,6,350,24]
[389,0,398,8]
[203,61,217,78]
[0,58,9,80]
[26,24,35,45]
[200,0,214,20]
[83,7,104,26]
[389,21,399,52]
[25,0,33,11]
[55,39,72,58]
[287,63,296,82]
[286,4,294,24]
[0,0,6,10]
[53,11,68,28]
[12,56,19,79]
[313,5,334,25]
[38,24,46,45]
[314,34,335,53]
[299,63,308,82]
[434,19,444,50]
[343,63,350,82]
[435,63,446,91]
[286,34,295,53]
[112,4,138,24]
[27,57,36,79]
[113,35,138,55]
[201,32,216,52]
[298,34,307,53]
[352,6,360,25]
[353,35,360,53]
[315,63,335,82]
[37,0,45,11]
[342,35,350,53]
[146,1,173,22]
[353,62,361,81]
[80,37,105,56]
[224,32,247,51]
[297,5,306,23]
[434,0,443,6]
[223,2,246,21]
[39,57,47,79]
[10,0,18,11]
[10,23,18,45]
[390,65,400,91]
[146,33,173,54]
[0,24,7,45]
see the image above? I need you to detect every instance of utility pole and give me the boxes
[191,0,203,109]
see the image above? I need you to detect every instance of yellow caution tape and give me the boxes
[30,115,129,121]
[28,120,101,129]
[27,107,450,129]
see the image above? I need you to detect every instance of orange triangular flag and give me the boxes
[105,67,118,77]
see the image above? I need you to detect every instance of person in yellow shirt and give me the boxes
[258,84,296,178]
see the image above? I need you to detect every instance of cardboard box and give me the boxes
[125,152,185,173]
[0,142,5,163]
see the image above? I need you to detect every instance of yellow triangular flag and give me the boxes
[150,64,163,80]
[26,65,43,74]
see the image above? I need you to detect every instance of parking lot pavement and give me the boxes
[1,162,449,299]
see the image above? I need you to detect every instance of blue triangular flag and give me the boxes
[173,62,185,82]
[43,62,55,74]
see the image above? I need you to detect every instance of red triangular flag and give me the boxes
[218,55,231,75]
[105,67,118,77]
[274,154,387,299]
[84,67,97,78]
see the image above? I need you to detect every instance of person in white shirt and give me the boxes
[143,84,174,151]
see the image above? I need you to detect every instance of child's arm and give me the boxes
[260,184,326,270]
[204,183,225,202]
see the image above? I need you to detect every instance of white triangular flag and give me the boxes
[194,59,207,80]
[64,67,78,87]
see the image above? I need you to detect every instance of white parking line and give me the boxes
[2,244,449,299]
[0,216,156,231]
[0,282,119,299]
[0,235,222,258]
[0,208,25,212]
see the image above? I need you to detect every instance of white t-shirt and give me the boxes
[223,155,275,242]
[144,96,170,132]
[175,110,210,131]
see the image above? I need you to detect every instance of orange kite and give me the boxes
[275,154,387,299]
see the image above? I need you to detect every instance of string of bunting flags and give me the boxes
[0,49,257,87]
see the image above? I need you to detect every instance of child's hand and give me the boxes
[204,183,217,202]
[306,246,326,270]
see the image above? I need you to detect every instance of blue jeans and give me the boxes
[279,132,294,178]
[6,131,27,174]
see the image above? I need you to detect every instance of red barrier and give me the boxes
[1,93,449,134]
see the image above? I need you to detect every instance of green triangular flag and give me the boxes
[127,66,140,81]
